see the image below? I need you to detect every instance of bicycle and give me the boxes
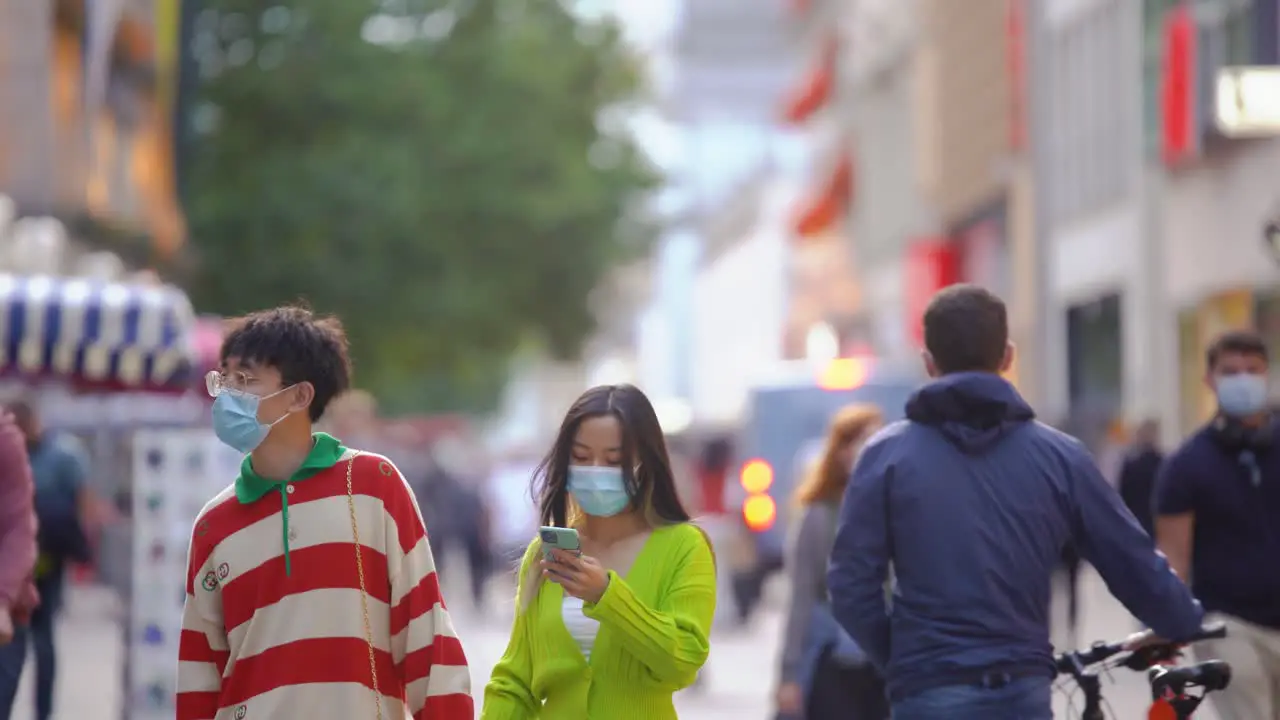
[1054,622,1231,719]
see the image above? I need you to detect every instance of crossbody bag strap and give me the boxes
[346,452,384,720]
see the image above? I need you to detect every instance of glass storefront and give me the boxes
[1066,293,1123,413]
[1252,288,1280,393]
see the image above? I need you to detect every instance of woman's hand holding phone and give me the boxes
[542,548,610,604]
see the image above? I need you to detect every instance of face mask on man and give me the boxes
[1215,373,1269,418]
[212,386,296,454]
[567,465,632,517]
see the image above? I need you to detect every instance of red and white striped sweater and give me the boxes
[176,447,472,719]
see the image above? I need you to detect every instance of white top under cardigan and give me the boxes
[561,595,601,660]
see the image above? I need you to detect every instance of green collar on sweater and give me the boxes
[234,432,348,574]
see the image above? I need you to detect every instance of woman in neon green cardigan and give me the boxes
[481,384,717,720]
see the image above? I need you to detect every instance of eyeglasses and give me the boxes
[205,370,256,398]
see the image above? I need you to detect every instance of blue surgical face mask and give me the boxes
[567,465,631,517]
[1215,373,1270,418]
[212,387,294,454]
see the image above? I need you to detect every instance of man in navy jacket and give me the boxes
[827,284,1204,720]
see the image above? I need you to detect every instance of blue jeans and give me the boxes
[891,676,1052,720]
[0,587,59,720]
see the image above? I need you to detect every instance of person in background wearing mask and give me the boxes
[1118,419,1163,539]
[175,306,471,719]
[1155,329,1280,720]
[482,384,716,720]
[0,406,39,719]
[775,404,888,720]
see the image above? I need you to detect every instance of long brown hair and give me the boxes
[794,404,883,506]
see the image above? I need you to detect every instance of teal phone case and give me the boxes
[539,526,581,559]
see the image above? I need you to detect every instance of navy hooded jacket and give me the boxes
[827,372,1203,702]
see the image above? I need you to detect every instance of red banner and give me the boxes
[1161,3,1198,167]
[904,240,960,348]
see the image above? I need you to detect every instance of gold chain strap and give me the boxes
[346,453,384,720]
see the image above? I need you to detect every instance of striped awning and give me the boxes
[0,274,196,390]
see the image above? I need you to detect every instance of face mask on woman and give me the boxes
[567,465,632,517]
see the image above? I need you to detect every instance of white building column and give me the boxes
[1121,0,1175,431]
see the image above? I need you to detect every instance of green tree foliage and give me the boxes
[184,0,659,411]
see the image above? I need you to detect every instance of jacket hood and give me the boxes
[905,372,1035,453]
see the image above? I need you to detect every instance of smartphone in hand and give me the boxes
[539,526,582,562]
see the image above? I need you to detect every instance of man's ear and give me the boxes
[1000,341,1016,374]
[921,350,939,378]
[290,382,316,414]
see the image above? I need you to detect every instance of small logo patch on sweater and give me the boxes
[234,704,247,719]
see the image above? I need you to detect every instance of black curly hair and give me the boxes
[220,305,352,421]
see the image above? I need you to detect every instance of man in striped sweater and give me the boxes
[177,306,472,720]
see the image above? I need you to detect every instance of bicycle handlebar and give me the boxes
[1149,660,1232,696]
[1054,621,1227,675]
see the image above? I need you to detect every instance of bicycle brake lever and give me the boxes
[1123,644,1183,671]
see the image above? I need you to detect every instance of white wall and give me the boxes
[636,304,675,398]
[1163,138,1280,308]
[689,185,791,426]
[850,57,931,268]
[863,254,908,356]
[1051,202,1138,304]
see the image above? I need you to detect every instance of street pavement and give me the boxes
[7,565,1222,719]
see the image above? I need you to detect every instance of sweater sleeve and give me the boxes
[177,523,229,720]
[378,456,473,719]
[582,524,716,690]
[778,504,830,683]
[480,540,541,720]
[0,417,35,609]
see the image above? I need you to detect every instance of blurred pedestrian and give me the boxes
[482,384,716,720]
[1118,419,1163,538]
[697,437,731,517]
[419,454,465,578]
[828,285,1204,720]
[0,407,38,720]
[775,404,888,720]
[1155,330,1280,720]
[176,307,471,719]
[486,453,540,566]
[455,477,494,611]
[0,401,92,720]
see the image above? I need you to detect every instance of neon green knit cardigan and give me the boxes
[481,523,717,719]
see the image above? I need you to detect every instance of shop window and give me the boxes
[1177,309,1202,434]
[1196,0,1259,139]
[1066,293,1123,415]
[1254,291,1280,393]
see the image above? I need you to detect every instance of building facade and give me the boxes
[1148,0,1280,433]
[636,0,805,414]
[838,0,1032,391]
[1035,0,1159,435]
[0,0,185,271]
[689,174,793,427]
